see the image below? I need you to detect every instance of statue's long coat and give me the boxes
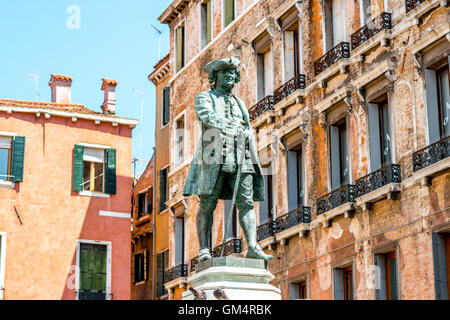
[183,90,264,202]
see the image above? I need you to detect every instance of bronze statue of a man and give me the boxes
[183,57,273,262]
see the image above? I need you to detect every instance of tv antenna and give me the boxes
[28,73,39,100]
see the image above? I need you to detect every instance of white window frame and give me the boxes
[199,0,214,50]
[289,275,309,300]
[321,0,347,52]
[75,239,112,300]
[0,132,17,188]
[174,20,187,75]
[222,0,238,30]
[0,232,6,300]
[77,143,110,198]
[172,111,187,169]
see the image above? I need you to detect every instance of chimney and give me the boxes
[49,74,72,104]
[101,78,118,114]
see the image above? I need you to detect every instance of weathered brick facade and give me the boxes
[159,0,450,300]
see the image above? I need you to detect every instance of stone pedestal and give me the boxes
[182,257,281,300]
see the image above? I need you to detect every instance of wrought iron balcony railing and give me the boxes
[189,238,242,273]
[211,237,242,257]
[275,206,311,233]
[257,207,311,241]
[316,184,356,215]
[249,95,274,122]
[77,290,107,300]
[257,220,276,242]
[164,263,188,283]
[351,12,392,50]
[273,73,306,105]
[355,164,402,197]
[412,135,450,172]
[313,42,350,76]
[405,0,426,13]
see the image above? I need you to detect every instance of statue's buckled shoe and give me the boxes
[199,249,212,262]
[246,245,273,261]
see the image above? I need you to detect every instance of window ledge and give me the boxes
[355,182,401,210]
[315,202,356,228]
[312,58,350,88]
[78,191,110,198]
[258,235,276,250]
[134,280,146,286]
[403,157,450,189]
[0,180,15,189]
[164,277,188,291]
[275,223,310,245]
[251,110,276,129]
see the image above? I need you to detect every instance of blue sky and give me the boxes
[0,0,172,177]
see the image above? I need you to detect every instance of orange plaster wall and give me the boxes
[0,111,132,300]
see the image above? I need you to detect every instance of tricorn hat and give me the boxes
[203,56,240,73]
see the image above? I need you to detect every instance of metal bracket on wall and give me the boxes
[14,206,23,225]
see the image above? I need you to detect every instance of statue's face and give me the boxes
[215,68,236,90]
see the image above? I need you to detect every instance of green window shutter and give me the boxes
[11,136,25,182]
[224,0,235,27]
[159,169,167,212]
[105,148,117,194]
[163,86,170,126]
[156,252,164,297]
[79,243,107,299]
[73,145,84,191]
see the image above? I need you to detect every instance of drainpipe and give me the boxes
[152,148,156,300]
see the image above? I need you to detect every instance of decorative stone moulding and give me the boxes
[183,257,281,300]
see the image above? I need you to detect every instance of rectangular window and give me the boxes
[324,0,346,51]
[255,33,273,101]
[174,215,185,265]
[82,147,105,193]
[334,265,353,300]
[290,280,308,299]
[360,0,372,25]
[224,200,238,239]
[175,116,185,167]
[287,147,304,211]
[0,137,11,182]
[330,119,349,190]
[176,26,185,72]
[368,96,391,171]
[139,192,152,217]
[134,251,148,283]
[283,18,301,81]
[224,0,235,28]
[425,59,449,144]
[0,135,25,183]
[259,173,273,225]
[201,0,212,48]
[437,65,450,139]
[375,251,398,300]
[432,232,450,300]
[162,86,170,126]
[156,250,169,298]
[79,243,107,300]
[159,168,168,212]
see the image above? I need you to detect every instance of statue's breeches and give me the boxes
[199,170,254,213]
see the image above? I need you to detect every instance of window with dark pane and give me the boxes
[437,65,450,138]
[134,253,145,283]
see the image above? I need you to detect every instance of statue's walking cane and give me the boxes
[220,128,248,257]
